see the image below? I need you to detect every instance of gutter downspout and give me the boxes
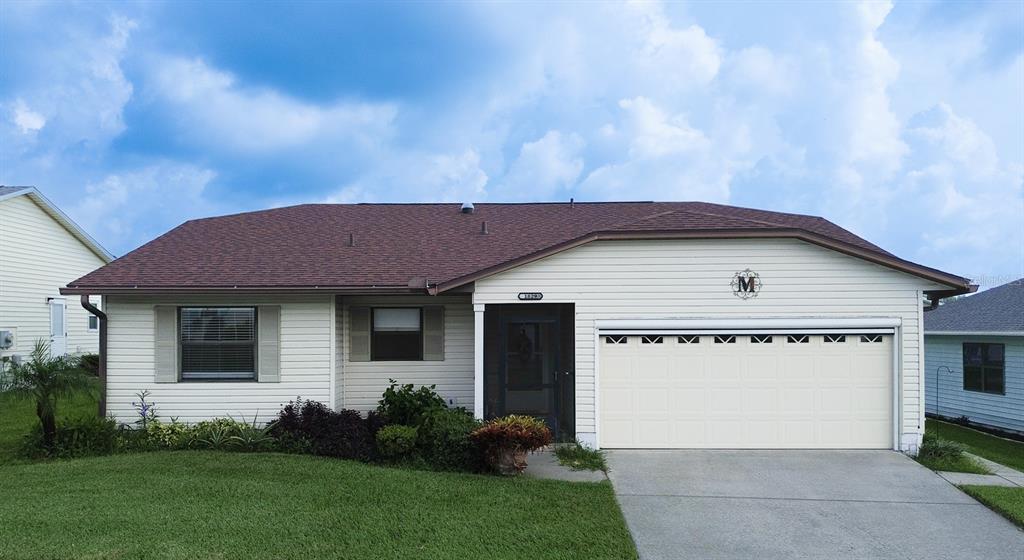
[80,295,107,417]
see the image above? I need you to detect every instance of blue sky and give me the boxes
[1,1,1022,289]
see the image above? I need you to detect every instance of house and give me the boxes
[0,186,112,361]
[62,201,973,452]
[924,278,1023,434]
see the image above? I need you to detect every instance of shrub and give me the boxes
[377,380,446,425]
[919,432,966,461]
[190,418,248,450]
[21,415,119,459]
[417,407,483,472]
[471,415,552,451]
[376,425,419,459]
[471,415,553,475]
[272,398,375,461]
[79,354,100,377]
[228,422,278,452]
[144,419,191,450]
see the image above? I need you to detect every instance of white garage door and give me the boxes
[599,333,892,449]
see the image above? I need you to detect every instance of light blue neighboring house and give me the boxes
[924,278,1024,434]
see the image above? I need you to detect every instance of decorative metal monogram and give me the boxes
[730,269,762,299]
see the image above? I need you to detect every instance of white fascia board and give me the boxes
[5,187,115,263]
[595,317,902,331]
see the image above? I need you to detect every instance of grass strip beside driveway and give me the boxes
[0,451,637,560]
[926,419,1024,472]
[959,485,1024,529]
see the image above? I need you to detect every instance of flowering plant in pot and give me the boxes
[470,415,553,475]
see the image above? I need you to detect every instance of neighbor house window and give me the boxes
[179,307,256,381]
[963,343,1004,395]
[372,308,422,361]
[87,315,99,332]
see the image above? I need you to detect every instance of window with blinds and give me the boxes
[180,307,257,380]
[372,307,423,361]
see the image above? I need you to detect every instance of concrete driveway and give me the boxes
[607,450,1024,560]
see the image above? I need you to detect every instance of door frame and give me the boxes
[47,297,68,356]
[594,317,902,451]
[483,303,575,441]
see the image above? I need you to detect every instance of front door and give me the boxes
[485,304,575,441]
[49,298,67,356]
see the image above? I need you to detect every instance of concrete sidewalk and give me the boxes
[938,454,1024,487]
[607,450,1024,560]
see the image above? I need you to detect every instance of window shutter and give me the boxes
[258,306,281,383]
[349,307,371,362]
[154,306,178,383]
[423,306,445,361]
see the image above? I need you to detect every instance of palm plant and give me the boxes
[0,339,98,448]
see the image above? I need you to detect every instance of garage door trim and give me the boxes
[593,317,902,451]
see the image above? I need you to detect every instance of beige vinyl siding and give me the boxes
[339,295,474,412]
[105,294,333,424]
[473,238,945,449]
[0,194,106,357]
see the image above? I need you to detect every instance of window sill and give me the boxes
[963,388,1006,396]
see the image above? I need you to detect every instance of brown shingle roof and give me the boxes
[64,201,970,294]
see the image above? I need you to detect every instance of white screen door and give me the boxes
[49,298,67,356]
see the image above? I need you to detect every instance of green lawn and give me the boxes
[0,392,635,559]
[926,419,1024,472]
[916,452,990,474]
[960,485,1024,528]
[0,391,98,464]
[0,451,636,560]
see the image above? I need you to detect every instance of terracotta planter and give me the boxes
[486,446,529,475]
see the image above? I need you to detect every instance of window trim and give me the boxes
[962,342,1005,395]
[178,306,258,382]
[87,315,99,332]
[370,307,424,362]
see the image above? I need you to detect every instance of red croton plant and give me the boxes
[470,415,553,476]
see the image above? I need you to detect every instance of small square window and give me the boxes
[677,335,700,344]
[372,308,423,361]
[859,335,883,343]
[605,335,627,344]
[87,315,99,332]
[787,335,809,344]
[750,335,773,344]
[823,335,846,343]
[641,335,663,344]
[714,335,736,344]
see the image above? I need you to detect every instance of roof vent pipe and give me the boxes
[347,233,355,247]
[461,202,474,214]
[570,197,574,209]
[481,221,488,235]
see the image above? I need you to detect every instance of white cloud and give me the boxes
[626,1,722,89]
[0,14,135,156]
[327,149,489,204]
[71,163,219,252]
[727,46,796,95]
[494,130,585,200]
[148,57,398,154]
[618,97,710,159]
[838,0,907,186]
[11,99,45,133]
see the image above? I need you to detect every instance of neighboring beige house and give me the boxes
[64,201,973,453]
[0,186,113,360]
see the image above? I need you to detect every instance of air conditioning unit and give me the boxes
[0,330,14,350]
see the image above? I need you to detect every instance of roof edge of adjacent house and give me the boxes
[0,186,114,263]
